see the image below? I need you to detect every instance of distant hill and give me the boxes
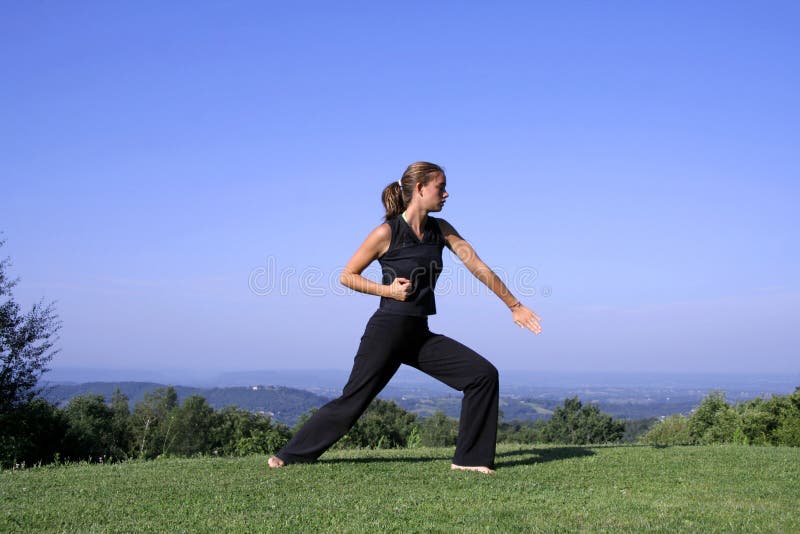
[39,382,331,426]
[40,376,778,426]
[39,381,561,425]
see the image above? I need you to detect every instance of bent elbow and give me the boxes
[339,272,352,288]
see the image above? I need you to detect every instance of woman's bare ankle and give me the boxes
[268,456,285,468]
[451,463,495,474]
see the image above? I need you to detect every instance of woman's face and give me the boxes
[419,172,448,212]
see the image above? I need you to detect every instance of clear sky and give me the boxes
[3,2,798,376]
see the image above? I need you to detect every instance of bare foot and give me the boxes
[451,463,495,475]
[268,456,285,468]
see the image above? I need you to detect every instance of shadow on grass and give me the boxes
[318,454,451,465]
[315,447,594,468]
[494,446,595,468]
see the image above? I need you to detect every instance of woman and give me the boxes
[269,162,541,474]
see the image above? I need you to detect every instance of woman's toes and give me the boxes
[268,456,285,468]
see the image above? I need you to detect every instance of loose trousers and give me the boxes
[276,309,499,468]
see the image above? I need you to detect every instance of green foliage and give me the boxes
[688,391,739,444]
[418,411,458,447]
[640,415,692,446]
[42,382,330,426]
[62,395,117,461]
[336,399,418,449]
[541,397,625,445]
[210,405,291,456]
[126,387,294,458]
[110,389,133,459]
[622,418,657,443]
[129,386,180,459]
[233,425,291,456]
[406,425,421,448]
[11,383,800,468]
[0,238,62,414]
[0,398,66,468]
[498,419,545,444]
[762,388,800,446]
[643,388,800,447]
[168,395,214,456]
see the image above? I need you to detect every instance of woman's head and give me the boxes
[382,162,447,221]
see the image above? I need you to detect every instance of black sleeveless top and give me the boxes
[378,214,446,316]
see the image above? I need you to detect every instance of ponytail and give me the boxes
[382,181,406,221]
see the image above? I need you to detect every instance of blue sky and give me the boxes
[2,2,798,376]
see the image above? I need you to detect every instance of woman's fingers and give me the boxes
[514,308,541,334]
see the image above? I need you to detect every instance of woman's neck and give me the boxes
[402,206,428,237]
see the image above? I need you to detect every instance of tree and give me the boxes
[640,415,692,446]
[542,397,625,445]
[0,398,66,468]
[774,387,800,446]
[170,395,215,456]
[210,405,291,456]
[62,394,116,461]
[498,419,545,444]
[688,391,739,444]
[0,237,62,413]
[129,386,179,459]
[110,388,133,459]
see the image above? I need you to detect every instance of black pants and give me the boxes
[275,309,499,468]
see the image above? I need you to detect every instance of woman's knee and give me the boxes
[485,362,499,385]
[471,360,498,388]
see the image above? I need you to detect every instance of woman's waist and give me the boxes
[372,304,432,321]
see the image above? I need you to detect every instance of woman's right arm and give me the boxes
[339,223,413,301]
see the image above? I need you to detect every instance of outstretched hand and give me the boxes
[512,304,542,334]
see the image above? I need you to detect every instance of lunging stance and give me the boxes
[269,162,541,473]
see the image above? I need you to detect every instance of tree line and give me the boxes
[641,388,800,446]
[1,385,631,468]
[5,384,800,468]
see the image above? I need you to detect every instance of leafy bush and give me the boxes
[542,397,625,445]
[688,391,740,444]
[62,394,118,461]
[419,411,458,447]
[0,398,66,468]
[234,426,291,456]
[640,415,692,446]
[644,388,800,447]
[337,399,418,449]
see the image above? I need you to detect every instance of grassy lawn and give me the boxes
[2,444,799,532]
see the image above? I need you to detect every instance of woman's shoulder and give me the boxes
[371,220,392,239]
[430,216,454,234]
[358,221,392,260]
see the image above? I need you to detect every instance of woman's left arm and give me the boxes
[437,218,542,334]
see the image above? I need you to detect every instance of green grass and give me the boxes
[2,444,799,532]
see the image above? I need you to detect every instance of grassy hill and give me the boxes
[2,444,798,532]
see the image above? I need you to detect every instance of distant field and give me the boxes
[2,444,799,532]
